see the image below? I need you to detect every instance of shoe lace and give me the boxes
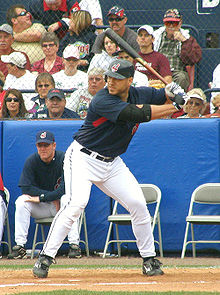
[151,258,162,268]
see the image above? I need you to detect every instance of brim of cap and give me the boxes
[163,17,181,22]
[47,95,63,100]
[0,29,12,35]
[188,93,205,102]
[63,55,79,60]
[104,70,126,79]
[36,139,53,144]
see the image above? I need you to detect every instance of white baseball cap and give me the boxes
[0,24,13,35]
[137,25,154,36]
[188,93,206,103]
[63,45,80,59]
[1,52,27,68]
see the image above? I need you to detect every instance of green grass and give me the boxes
[16,291,220,295]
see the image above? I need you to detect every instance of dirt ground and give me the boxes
[0,256,220,294]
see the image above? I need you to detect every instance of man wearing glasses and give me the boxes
[154,8,202,92]
[92,6,140,54]
[6,4,46,64]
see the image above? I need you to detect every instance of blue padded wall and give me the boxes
[2,118,220,254]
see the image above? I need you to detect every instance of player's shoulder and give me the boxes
[55,150,65,160]
[24,152,40,166]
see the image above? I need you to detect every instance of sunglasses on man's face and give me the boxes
[164,21,180,27]
[16,11,29,17]
[108,17,123,22]
[188,101,202,107]
[42,44,55,48]
[5,97,20,103]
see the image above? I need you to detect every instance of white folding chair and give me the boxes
[31,210,89,258]
[181,183,220,258]
[1,187,12,254]
[102,184,163,258]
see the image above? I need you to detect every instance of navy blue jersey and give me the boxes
[74,86,166,157]
[19,150,65,201]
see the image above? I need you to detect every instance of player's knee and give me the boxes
[15,194,30,211]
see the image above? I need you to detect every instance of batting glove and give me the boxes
[165,82,188,109]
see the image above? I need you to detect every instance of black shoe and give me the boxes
[7,245,26,259]
[142,258,164,276]
[68,244,81,258]
[33,255,55,278]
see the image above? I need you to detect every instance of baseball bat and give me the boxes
[105,28,168,85]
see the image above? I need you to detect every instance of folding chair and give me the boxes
[31,210,89,259]
[181,183,220,258]
[1,187,12,254]
[102,184,163,258]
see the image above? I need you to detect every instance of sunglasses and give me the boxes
[16,11,29,17]
[37,84,50,88]
[5,97,20,103]
[164,21,180,27]
[42,44,55,48]
[188,101,202,107]
[108,17,123,22]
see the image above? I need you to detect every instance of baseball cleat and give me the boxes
[7,245,26,259]
[33,254,55,278]
[68,244,82,258]
[142,258,164,276]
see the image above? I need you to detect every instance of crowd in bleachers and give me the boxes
[0,0,220,260]
[0,2,219,121]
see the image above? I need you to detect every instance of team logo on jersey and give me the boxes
[40,132,47,139]
[54,177,62,190]
[73,41,90,59]
[131,123,139,135]
[112,63,120,72]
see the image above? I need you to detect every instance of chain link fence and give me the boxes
[1,0,220,119]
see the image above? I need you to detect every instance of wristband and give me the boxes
[172,102,182,110]
[39,194,45,202]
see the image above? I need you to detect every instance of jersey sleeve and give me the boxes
[90,89,129,123]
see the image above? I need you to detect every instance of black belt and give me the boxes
[80,148,115,162]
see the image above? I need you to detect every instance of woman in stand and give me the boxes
[1,89,30,119]
[31,32,64,75]
[58,10,96,71]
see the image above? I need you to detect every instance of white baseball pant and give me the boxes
[42,140,156,258]
[0,197,7,245]
[14,194,79,247]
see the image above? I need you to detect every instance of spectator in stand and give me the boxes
[53,44,87,103]
[153,8,202,91]
[92,6,140,54]
[88,36,117,73]
[0,173,6,258]
[0,23,31,78]
[203,94,220,118]
[31,32,64,76]
[1,52,36,110]
[114,49,149,87]
[135,25,172,88]
[68,67,106,118]
[29,0,103,39]
[58,10,96,71]
[0,89,30,119]
[32,88,80,119]
[29,73,55,115]
[6,4,46,64]
[0,72,6,110]
[177,88,207,119]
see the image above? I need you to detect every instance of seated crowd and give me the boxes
[0,3,217,120]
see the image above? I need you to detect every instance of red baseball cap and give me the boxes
[163,9,181,22]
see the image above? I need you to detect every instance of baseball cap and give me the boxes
[137,25,154,36]
[1,52,27,68]
[0,24,13,35]
[107,6,126,18]
[36,130,55,144]
[188,93,206,103]
[105,59,134,79]
[163,9,181,22]
[63,44,80,59]
[47,88,65,100]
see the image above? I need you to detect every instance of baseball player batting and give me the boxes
[33,59,187,278]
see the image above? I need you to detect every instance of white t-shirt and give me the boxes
[79,0,102,22]
[53,69,88,101]
[4,70,36,110]
[132,70,149,87]
[210,63,220,113]
[88,51,117,73]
